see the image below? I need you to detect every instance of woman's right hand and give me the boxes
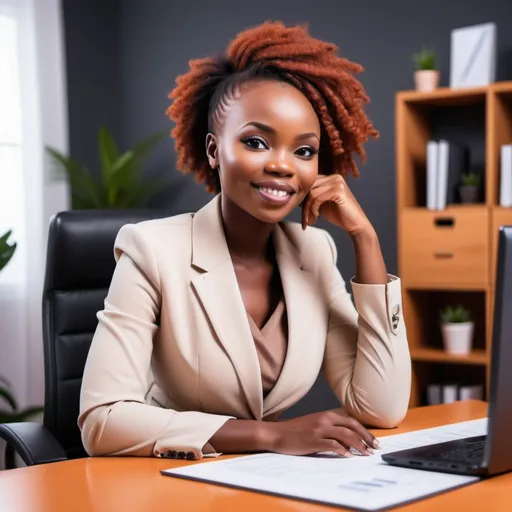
[263,408,380,457]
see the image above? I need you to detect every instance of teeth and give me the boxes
[259,187,289,197]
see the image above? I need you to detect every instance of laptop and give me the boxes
[382,225,512,477]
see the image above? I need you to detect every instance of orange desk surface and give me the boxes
[1,400,509,512]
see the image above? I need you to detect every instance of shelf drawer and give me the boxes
[400,209,489,287]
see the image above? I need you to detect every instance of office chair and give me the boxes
[0,209,172,468]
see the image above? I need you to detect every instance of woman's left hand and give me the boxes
[302,174,373,237]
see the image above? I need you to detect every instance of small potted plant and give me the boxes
[412,47,439,92]
[440,305,474,355]
[459,172,480,204]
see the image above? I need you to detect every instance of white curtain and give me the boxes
[0,0,69,409]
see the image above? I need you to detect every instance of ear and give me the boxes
[205,133,218,170]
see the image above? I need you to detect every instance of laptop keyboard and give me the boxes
[433,436,486,465]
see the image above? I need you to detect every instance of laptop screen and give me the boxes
[486,226,512,475]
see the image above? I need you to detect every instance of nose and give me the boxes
[264,155,295,178]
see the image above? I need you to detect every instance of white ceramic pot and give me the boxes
[441,322,474,355]
[414,70,440,92]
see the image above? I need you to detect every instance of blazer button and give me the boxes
[178,451,186,459]
[186,452,196,460]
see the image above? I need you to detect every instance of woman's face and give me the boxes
[206,79,321,224]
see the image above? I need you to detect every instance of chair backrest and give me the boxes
[42,209,172,459]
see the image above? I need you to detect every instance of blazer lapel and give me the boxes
[263,224,327,417]
[191,196,263,419]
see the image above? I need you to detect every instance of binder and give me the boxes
[437,140,469,209]
[500,144,512,207]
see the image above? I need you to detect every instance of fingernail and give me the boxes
[366,448,375,455]
[344,451,354,458]
[373,439,381,449]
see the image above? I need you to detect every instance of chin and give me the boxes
[249,201,299,225]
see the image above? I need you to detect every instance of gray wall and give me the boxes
[63,0,512,416]
[62,0,121,176]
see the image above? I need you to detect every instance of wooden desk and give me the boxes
[0,400,508,511]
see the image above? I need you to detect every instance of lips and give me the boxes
[251,181,296,205]
[252,181,296,194]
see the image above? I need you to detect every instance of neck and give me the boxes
[220,193,274,262]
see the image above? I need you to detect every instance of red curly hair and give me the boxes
[166,21,379,193]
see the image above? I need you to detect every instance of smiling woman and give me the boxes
[78,21,411,462]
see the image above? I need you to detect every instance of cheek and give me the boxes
[297,160,319,193]
[219,141,267,183]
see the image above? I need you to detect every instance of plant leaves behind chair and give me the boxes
[0,379,43,424]
[0,230,16,273]
[45,127,167,209]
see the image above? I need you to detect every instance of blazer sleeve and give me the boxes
[321,231,412,428]
[78,224,234,459]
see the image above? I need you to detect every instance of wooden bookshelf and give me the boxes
[396,81,512,407]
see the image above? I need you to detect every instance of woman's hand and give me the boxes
[302,174,372,238]
[263,408,380,457]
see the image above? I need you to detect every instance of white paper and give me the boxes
[163,419,486,511]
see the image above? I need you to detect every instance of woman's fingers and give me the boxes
[308,188,336,223]
[326,426,374,456]
[328,410,380,449]
[317,439,354,458]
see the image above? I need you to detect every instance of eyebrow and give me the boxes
[240,121,320,142]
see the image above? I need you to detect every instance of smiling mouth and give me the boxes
[251,183,295,205]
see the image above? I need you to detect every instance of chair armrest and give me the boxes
[0,422,67,468]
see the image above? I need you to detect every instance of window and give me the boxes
[0,9,25,284]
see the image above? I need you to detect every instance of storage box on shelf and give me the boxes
[396,82,512,408]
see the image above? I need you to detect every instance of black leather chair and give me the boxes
[0,209,171,468]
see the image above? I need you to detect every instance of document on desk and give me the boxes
[162,418,486,511]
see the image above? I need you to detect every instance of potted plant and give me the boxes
[459,172,480,204]
[46,127,167,209]
[412,47,439,92]
[440,305,474,355]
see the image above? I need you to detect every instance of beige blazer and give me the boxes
[78,195,411,459]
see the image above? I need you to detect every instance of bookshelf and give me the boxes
[396,82,512,407]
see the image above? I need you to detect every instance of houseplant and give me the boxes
[412,47,439,92]
[459,172,480,204]
[0,231,44,423]
[46,127,166,209]
[440,305,474,355]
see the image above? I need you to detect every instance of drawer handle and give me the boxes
[434,217,455,228]
[434,252,454,259]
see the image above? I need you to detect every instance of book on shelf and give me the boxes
[426,139,470,210]
[427,382,484,405]
[500,144,512,207]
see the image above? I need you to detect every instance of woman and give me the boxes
[78,21,411,461]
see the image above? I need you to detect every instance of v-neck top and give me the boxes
[246,298,288,398]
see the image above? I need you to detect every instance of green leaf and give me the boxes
[46,147,105,209]
[0,230,17,273]
[99,126,119,187]
[45,129,166,210]
[0,406,43,424]
[131,131,167,170]
[106,151,135,206]
[440,304,471,323]
[117,179,162,208]
[0,386,17,411]
[412,47,436,70]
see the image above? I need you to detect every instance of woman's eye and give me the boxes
[242,137,268,150]
[296,146,318,158]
